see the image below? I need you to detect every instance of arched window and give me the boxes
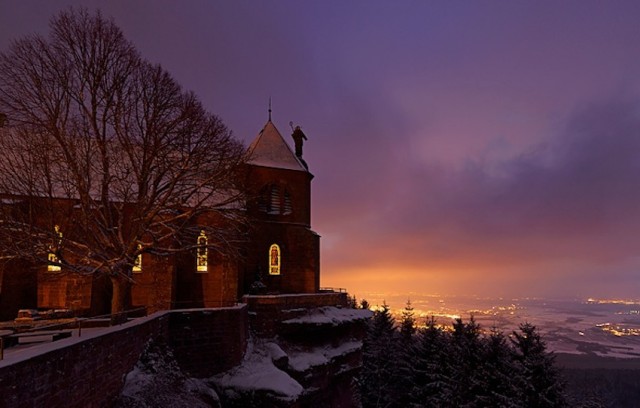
[47,225,63,272]
[132,244,142,273]
[269,244,281,275]
[197,230,208,273]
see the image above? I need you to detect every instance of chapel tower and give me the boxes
[243,119,320,294]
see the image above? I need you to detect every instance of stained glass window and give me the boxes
[269,244,281,275]
[197,230,208,272]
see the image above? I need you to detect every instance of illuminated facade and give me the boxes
[242,120,320,294]
[0,119,321,319]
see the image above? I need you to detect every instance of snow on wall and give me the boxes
[287,340,363,372]
[282,306,373,326]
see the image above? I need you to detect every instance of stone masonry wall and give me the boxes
[0,306,248,408]
[0,313,169,408]
[242,292,348,336]
[169,306,247,378]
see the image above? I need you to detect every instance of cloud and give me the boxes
[321,98,640,296]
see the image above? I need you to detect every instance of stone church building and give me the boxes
[0,119,320,320]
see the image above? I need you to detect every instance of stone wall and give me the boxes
[169,306,247,377]
[242,292,348,336]
[0,306,248,408]
[0,260,37,321]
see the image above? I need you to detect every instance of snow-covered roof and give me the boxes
[246,121,308,172]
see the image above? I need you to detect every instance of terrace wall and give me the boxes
[0,306,248,408]
[242,292,348,336]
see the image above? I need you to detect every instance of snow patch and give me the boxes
[116,339,220,408]
[288,341,362,372]
[282,306,373,326]
[212,339,303,400]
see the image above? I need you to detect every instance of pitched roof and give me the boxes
[246,120,308,172]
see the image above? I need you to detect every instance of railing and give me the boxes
[319,287,347,293]
[170,300,238,309]
[0,307,147,360]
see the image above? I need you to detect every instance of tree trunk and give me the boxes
[110,273,131,325]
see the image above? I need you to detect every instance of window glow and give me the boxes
[47,252,61,272]
[197,230,208,272]
[269,244,281,275]
[47,225,62,272]
[132,244,142,273]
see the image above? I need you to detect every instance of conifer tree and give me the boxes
[446,317,485,406]
[399,298,416,342]
[511,323,568,407]
[347,294,358,308]
[360,302,401,408]
[396,299,417,407]
[408,317,451,407]
[475,328,525,407]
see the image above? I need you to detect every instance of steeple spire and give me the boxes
[268,97,272,121]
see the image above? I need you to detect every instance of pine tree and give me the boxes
[396,299,417,407]
[360,302,401,408]
[399,298,416,342]
[408,317,452,407]
[511,323,569,407]
[475,328,525,407]
[347,294,358,308]
[446,316,485,406]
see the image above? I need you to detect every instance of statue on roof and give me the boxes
[291,125,307,158]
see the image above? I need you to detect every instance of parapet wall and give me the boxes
[0,306,248,408]
[0,294,352,407]
[242,292,348,336]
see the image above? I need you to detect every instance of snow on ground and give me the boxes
[212,339,304,401]
[211,333,364,402]
[116,339,220,408]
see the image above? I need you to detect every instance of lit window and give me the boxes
[47,225,63,272]
[47,252,61,272]
[269,244,281,275]
[132,244,142,273]
[197,230,208,273]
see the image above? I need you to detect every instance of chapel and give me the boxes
[0,119,320,319]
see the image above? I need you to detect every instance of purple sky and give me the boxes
[2,1,640,299]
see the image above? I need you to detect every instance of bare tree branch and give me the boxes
[0,8,247,318]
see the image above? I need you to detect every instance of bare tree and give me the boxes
[0,8,246,321]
